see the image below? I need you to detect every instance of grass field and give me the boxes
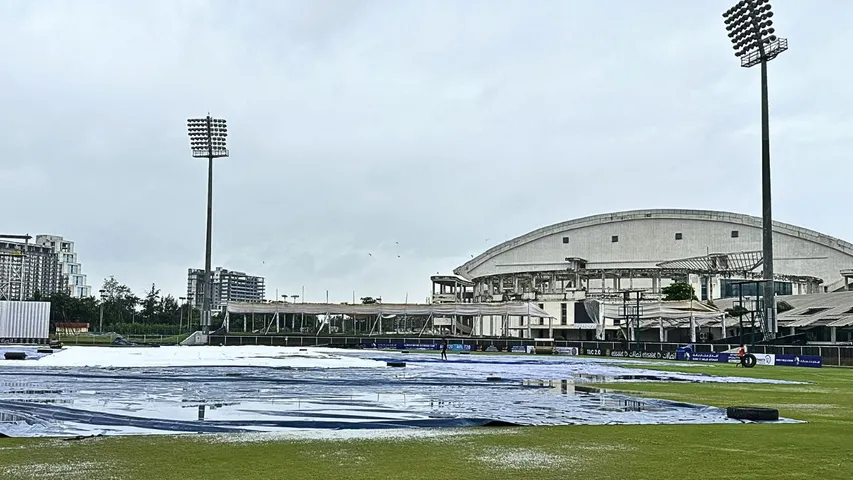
[1,360,851,480]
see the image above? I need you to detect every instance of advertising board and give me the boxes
[774,354,822,368]
[555,347,579,355]
[584,348,676,360]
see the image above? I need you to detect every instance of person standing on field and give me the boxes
[737,344,746,367]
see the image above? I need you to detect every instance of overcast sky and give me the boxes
[2,0,851,303]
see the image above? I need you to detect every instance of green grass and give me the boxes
[1,363,852,479]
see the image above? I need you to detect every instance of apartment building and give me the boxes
[186,267,266,312]
[0,240,65,300]
[36,235,92,298]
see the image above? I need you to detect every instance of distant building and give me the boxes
[186,267,266,313]
[36,235,92,298]
[0,240,65,300]
[55,322,90,335]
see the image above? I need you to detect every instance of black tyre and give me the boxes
[3,352,27,360]
[727,406,780,421]
[742,353,757,368]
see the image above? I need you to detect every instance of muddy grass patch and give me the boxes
[469,446,579,470]
[196,427,522,445]
[0,460,120,480]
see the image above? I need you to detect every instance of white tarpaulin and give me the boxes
[601,303,723,321]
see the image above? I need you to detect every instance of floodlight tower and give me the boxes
[722,0,787,338]
[187,115,229,337]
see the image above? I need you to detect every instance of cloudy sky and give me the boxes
[1,0,851,303]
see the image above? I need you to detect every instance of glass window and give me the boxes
[560,303,567,325]
[675,233,683,240]
[731,230,739,238]
[720,280,792,298]
[611,235,619,243]
[562,237,569,244]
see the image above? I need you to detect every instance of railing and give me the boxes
[54,334,188,346]
[206,335,853,366]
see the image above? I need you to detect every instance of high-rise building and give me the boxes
[0,240,65,301]
[36,235,92,298]
[186,267,266,312]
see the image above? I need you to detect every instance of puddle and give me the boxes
[573,374,693,383]
[0,350,799,437]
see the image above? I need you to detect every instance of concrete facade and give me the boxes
[455,209,853,297]
[36,235,92,298]
[0,241,65,300]
[447,209,853,340]
[187,267,266,313]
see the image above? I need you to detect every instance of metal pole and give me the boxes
[99,303,104,333]
[738,283,744,347]
[759,56,776,338]
[635,294,641,353]
[202,116,214,337]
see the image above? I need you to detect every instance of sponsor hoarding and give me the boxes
[774,354,822,368]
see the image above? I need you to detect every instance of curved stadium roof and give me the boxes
[454,208,853,277]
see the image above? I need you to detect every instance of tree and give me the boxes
[141,283,161,320]
[725,305,750,318]
[158,295,181,324]
[44,292,99,331]
[661,282,698,301]
[101,276,140,324]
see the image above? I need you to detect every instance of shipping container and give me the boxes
[0,301,50,344]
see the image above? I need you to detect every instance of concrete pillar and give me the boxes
[548,313,553,339]
[689,313,696,343]
[831,326,837,343]
[601,272,606,293]
[659,319,664,342]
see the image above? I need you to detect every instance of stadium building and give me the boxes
[434,209,853,343]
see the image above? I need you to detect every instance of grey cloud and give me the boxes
[1,0,852,301]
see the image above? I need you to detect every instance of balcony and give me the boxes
[432,293,459,304]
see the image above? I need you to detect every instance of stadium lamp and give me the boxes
[722,0,787,338]
[98,289,107,333]
[187,115,229,338]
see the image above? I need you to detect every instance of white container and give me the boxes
[0,301,50,343]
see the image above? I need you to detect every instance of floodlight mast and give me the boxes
[187,115,229,339]
[723,0,787,339]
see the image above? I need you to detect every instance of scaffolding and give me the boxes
[0,235,31,301]
[223,301,553,337]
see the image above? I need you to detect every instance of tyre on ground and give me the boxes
[726,406,779,421]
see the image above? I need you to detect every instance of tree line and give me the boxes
[33,276,214,335]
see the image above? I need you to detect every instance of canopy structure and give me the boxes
[601,303,724,321]
[226,302,554,318]
[656,250,763,274]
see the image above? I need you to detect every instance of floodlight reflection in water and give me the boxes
[0,348,798,437]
